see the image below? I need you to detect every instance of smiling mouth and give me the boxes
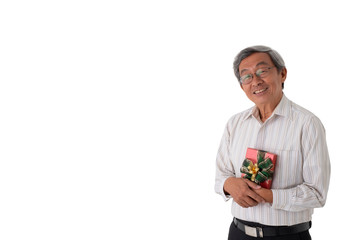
[253,87,268,94]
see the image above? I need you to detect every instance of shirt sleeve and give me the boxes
[214,120,236,201]
[272,116,331,212]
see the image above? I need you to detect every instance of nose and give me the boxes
[251,74,263,86]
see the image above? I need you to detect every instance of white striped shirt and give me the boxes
[215,94,331,226]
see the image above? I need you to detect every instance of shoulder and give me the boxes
[224,107,253,131]
[289,100,325,130]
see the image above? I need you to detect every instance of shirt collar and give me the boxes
[273,94,291,118]
[244,94,292,121]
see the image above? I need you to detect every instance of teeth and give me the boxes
[254,88,267,94]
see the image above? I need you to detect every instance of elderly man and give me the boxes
[215,46,330,240]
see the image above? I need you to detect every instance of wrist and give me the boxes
[223,177,236,195]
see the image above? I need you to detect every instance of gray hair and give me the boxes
[233,45,286,88]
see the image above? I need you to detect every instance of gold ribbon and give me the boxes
[247,162,259,182]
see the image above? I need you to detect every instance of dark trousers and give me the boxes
[228,221,312,240]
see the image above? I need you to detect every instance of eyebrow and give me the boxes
[240,61,271,75]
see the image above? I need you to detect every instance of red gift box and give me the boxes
[240,148,277,189]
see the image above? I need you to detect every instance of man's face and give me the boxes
[239,52,286,107]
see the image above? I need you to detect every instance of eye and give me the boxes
[256,68,269,76]
[240,74,251,82]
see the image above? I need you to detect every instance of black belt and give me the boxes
[233,218,311,238]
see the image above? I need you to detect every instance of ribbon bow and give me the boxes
[240,150,274,184]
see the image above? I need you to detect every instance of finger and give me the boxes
[243,197,258,207]
[244,179,261,190]
[248,191,265,203]
[238,200,250,208]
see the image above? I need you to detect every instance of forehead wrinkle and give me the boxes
[240,61,271,75]
[255,61,271,67]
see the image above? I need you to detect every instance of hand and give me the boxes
[254,188,273,204]
[223,177,265,208]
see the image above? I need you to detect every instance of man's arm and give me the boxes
[270,116,331,212]
[215,120,265,207]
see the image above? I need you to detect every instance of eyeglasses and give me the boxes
[239,66,275,85]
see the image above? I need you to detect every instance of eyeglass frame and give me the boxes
[239,66,275,85]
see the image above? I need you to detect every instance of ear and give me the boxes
[281,67,287,84]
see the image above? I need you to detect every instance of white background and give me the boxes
[0,0,358,239]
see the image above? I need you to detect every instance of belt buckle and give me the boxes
[244,225,263,238]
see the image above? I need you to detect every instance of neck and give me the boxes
[257,93,283,122]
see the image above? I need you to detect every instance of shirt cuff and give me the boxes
[271,188,295,211]
[215,177,232,201]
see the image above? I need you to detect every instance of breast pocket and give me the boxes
[268,149,304,189]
